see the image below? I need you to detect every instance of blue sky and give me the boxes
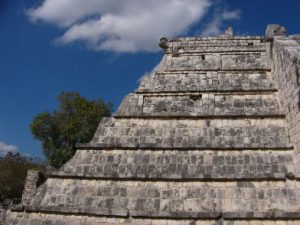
[0,0,299,158]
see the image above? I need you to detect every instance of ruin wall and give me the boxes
[271,36,300,152]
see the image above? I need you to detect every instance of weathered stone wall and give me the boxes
[6,211,300,225]
[24,178,300,219]
[164,52,268,71]
[116,93,281,117]
[53,150,295,180]
[271,36,300,152]
[137,71,276,93]
[89,118,289,149]
[21,170,43,206]
[164,36,265,54]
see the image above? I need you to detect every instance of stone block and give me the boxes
[266,24,287,39]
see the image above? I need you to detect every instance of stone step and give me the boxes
[163,52,269,71]
[170,38,265,46]
[168,47,266,54]
[137,71,276,93]
[115,93,283,118]
[84,118,291,150]
[163,37,268,55]
[165,43,267,54]
[172,36,264,41]
[52,150,295,180]
[7,211,300,225]
[23,179,300,219]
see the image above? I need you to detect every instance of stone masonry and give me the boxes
[0,207,5,225]
[5,25,300,225]
[21,170,44,206]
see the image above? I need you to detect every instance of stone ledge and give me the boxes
[52,149,295,181]
[89,140,291,150]
[24,206,129,217]
[135,90,278,94]
[223,211,300,219]
[10,204,23,212]
[113,115,286,119]
[166,49,267,54]
[155,70,271,74]
[115,92,283,118]
[163,69,271,72]
[137,71,276,93]
[24,178,300,220]
[75,143,294,150]
[75,143,294,151]
[169,36,264,41]
[21,207,300,220]
[88,118,291,150]
[6,211,300,225]
[48,173,290,182]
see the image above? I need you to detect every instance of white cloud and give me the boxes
[0,141,19,156]
[27,0,212,53]
[201,9,241,36]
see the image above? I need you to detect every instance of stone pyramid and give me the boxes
[5,25,300,225]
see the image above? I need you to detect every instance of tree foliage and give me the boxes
[30,92,112,168]
[0,153,45,204]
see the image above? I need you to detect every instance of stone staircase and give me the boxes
[5,26,300,225]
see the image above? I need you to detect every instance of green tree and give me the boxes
[0,152,45,203]
[30,92,112,168]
